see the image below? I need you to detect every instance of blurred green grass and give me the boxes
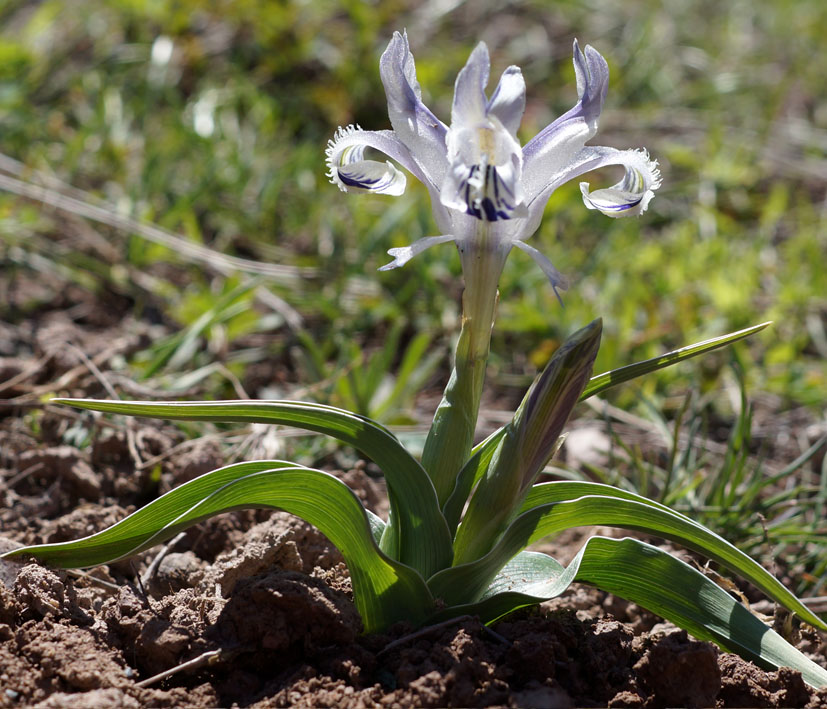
[1,0,825,410]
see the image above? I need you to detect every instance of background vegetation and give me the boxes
[1,1,825,591]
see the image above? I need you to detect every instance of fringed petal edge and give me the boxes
[326,124,426,195]
[579,149,662,218]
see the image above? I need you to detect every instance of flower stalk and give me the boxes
[420,221,506,504]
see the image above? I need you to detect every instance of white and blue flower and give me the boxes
[326,31,661,296]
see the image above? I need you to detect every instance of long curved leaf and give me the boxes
[448,324,772,509]
[431,539,827,688]
[518,479,696,518]
[520,481,827,630]
[430,483,827,633]
[581,321,770,401]
[50,398,452,578]
[2,461,434,632]
[452,319,601,565]
[3,460,299,565]
[575,538,827,688]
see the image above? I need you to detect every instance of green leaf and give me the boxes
[144,280,257,378]
[3,460,296,565]
[581,322,771,401]
[520,481,827,631]
[2,461,433,633]
[366,509,386,544]
[432,539,827,688]
[441,427,507,535]
[574,538,827,689]
[430,481,827,634]
[50,398,453,578]
[446,323,772,522]
[372,331,442,422]
[479,550,566,599]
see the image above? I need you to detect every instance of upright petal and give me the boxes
[571,40,609,127]
[487,66,526,137]
[443,44,526,223]
[379,31,449,190]
[451,42,491,126]
[326,125,423,195]
[522,41,609,202]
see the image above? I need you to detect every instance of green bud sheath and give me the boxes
[453,319,603,565]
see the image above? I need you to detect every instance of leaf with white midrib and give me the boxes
[431,482,826,634]
[49,398,453,578]
[430,539,827,689]
[2,461,434,633]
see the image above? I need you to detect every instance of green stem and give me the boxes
[421,222,505,507]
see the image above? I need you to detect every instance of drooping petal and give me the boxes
[523,145,661,226]
[487,66,526,137]
[336,159,406,195]
[580,181,655,216]
[326,125,424,195]
[378,234,456,270]
[451,42,490,127]
[379,31,449,190]
[577,148,662,217]
[513,240,569,295]
[522,41,609,202]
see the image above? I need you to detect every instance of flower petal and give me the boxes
[451,42,490,127]
[522,41,609,202]
[442,43,529,223]
[522,145,661,227]
[379,31,449,190]
[337,159,406,196]
[486,66,526,136]
[441,148,527,222]
[577,148,662,217]
[378,234,456,270]
[572,40,609,126]
[327,125,427,195]
[513,240,569,300]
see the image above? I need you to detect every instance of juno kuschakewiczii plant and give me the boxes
[4,32,826,687]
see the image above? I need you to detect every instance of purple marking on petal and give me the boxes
[338,171,381,188]
[326,125,417,195]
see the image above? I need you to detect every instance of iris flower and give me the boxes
[326,31,661,297]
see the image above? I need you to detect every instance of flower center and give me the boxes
[476,126,498,159]
[462,155,517,221]
[443,116,525,222]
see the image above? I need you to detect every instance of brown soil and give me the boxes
[2,282,827,707]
